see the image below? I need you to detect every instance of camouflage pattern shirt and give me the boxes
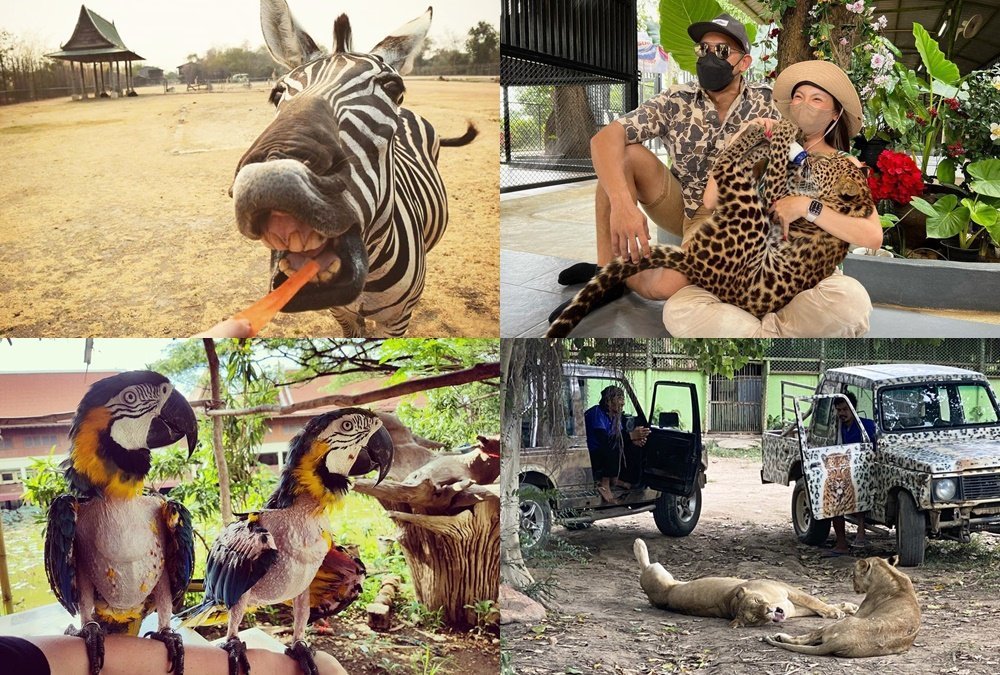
[616,79,778,219]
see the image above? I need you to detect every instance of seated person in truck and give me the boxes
[829,392,877,554]
[585,386,650,503]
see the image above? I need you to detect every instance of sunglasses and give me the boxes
[694,42,744,59]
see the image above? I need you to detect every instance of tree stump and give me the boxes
[353,478,499,628]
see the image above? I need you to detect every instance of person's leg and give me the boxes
[662,286,764,337]
[853,512,868,546]
[830,516,850,553]
[759,270,872,337]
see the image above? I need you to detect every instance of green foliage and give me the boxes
[464,599,498,628]
[671,339,768,378]
[909,159,1000,249]
[410,645,450,675]
[658,0,725,75]
[404,600,445,631]
[20,451,68,515]
[465,22,499,65]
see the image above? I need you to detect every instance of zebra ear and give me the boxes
[370,7,432,76]
[260,0,325,70]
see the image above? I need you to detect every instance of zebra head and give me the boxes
[231,0,431,311]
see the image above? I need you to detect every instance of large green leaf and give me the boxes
[659,0,736,75]
[935,159,956,185]
[968,159,1000,198]
[913,23,960,86]
[912,195,969,239]
[963,199,999,228]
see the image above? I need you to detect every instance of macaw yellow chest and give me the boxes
[76,496,166,609]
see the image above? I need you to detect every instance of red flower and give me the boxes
[946,142,966,158]
[769,27,781,38]
[944,97,960,112]
[762,54,771,62]
[867,149,925,205]
[767,70,777,79]
[905,111,914,119]
[928,107,938,119]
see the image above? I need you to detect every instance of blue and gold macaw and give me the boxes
[180,408,393,675]
[45,371,197,675]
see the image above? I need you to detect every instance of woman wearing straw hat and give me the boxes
[659,59,884,337]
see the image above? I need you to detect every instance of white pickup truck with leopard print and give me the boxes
[761,364,1000,567]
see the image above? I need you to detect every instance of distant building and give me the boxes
[134,66,164,87]
[1,371,426,507]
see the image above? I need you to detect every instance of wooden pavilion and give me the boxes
[46,5,144,99]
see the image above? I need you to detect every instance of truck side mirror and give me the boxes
[659,411,680,428]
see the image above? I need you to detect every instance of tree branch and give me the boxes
[203,362,500,417]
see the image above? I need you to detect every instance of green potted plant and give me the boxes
[909,159,1000,261]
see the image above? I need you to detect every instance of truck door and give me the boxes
[642,381,702,496]
[793,394,876,519]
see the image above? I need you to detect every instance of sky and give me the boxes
[1,0,498,71]
[0,338,177,373]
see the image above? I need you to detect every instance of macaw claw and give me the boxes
[221,636,251,675]
[65,621,105,675]
[146,627,185,675]
[285,639,319,675]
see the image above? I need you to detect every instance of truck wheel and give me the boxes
[792,478,832,546]
[518,483,552,552]
[895,491,926,567]
[653,486,702,537]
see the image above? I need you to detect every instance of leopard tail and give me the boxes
[545,246,688,337]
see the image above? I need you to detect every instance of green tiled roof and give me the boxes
[47,4,143,61]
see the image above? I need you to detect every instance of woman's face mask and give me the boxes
[789,100,841,138]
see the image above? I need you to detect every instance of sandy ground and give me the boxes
[0,79,498,337]
[505,456,1000,674]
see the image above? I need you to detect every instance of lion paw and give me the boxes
[821,607,846,619]
[765,633,791,645]
[838,602,859,615]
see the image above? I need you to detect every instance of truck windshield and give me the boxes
[879,383,1000,432]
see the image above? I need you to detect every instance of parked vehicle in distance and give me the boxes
[518,363,706,551]
[230,73,250,87]
[761,364,1000,566]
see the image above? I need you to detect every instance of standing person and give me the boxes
[585,386,649,503]
[552,14,875,336]
[828,391,877,555]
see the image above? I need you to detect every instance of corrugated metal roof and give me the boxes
[0,371,123,419]
[726,0,1000,72]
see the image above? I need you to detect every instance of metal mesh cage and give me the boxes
[500,55,632,191]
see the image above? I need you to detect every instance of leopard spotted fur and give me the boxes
[546,120,874,337]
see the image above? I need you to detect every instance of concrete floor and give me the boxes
[501,182,1000,337]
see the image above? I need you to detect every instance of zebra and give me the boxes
[231,0,478,336]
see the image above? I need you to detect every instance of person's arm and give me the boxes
[28,635,347,675]
[592,93,672,262]
[769,196,882,249]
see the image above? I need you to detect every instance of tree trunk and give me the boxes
[545,85,596,159]
[353,479,498,629]
[202,339,234,525]
[499,341,535,590]
[777,3,812,74]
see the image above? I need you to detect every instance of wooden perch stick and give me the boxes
[366,574,402,631]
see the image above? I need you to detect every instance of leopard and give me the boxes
[546,119,874,337]
[822,452,856,514]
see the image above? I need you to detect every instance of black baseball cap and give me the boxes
[688,13,751,54]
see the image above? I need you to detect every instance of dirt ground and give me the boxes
[505,456,1000,674]
[0,78,498,337]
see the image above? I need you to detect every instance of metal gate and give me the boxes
[709,364,763,432]
[500,0,639,192]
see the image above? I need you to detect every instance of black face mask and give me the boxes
[696,54,737,92]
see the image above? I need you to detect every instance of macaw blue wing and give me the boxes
[45,494,81,615]
[161,498,195,610]
[308,537,366,623]
[204,514,278,609]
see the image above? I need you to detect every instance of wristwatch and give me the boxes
[804,199,824,223]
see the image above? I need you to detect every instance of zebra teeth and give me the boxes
[312,255,342,284]
[278,257,292,275]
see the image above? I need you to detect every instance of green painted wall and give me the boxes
[762,372,821,427]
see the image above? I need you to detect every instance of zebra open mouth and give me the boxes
[266,222,369,312]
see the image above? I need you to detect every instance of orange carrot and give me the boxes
[234,259,320,336]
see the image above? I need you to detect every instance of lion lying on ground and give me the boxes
[634,539,857,628]
[764,555,921,657]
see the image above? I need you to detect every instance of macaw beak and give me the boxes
[349,425,394,485]
[146,389,198,456]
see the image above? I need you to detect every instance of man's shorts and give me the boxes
[637,164,711,246]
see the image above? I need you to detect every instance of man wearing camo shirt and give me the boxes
[554,13,871,337]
